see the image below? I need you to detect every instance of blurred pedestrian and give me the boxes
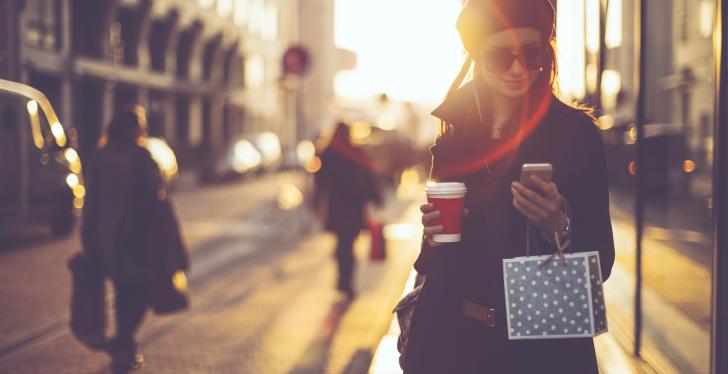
[80,108,188,373]
[314,122,382,298]
[405,1,615,373]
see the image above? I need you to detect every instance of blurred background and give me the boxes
[0,0,727,373]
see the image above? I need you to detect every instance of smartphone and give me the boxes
[520,163,553,190]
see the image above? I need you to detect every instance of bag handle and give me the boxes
[525,195,572,257]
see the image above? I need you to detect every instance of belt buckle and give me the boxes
[487,308,496,327]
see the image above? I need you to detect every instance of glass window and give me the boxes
[23,0,59,50]
[574,1,717,372]
[627,1,714,373]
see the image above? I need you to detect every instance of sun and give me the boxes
[334,0,464,104]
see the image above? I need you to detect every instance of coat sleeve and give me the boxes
[413,134,466,276]
[559,115,616,280]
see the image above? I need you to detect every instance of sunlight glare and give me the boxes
[335,0,464,104]
[556,0,586,100]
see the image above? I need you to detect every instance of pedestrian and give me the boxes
[314,122,382,298]
[406,0,616,373]
[80,108,188,373]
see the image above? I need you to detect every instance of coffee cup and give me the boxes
[424,182,467,243]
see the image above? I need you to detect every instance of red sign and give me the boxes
[282,46,310,76]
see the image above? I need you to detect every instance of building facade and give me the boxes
[0,0,324,168]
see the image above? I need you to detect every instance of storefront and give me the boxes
[556,0,727,372]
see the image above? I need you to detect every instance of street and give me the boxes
[0,173,422,374]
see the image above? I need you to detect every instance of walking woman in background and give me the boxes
[81,109,188,372]
[406,0,615,372]
[314,122,382,298]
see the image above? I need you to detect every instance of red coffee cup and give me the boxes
[425,182,467,243]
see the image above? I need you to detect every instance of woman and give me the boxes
[406,0,615,372]
[314,122,382,297]
[81,109,186,372]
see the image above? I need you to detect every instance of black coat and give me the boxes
[81,144,188,283]
[405,81,615,374]
[314,142,382,235]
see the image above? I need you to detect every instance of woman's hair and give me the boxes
[105,109,142,148]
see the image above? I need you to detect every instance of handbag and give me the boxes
[68,251,107,351]
[150,270,189,314]
[393,278,425,370]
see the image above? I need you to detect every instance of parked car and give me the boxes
[200,135,263,182]
[252,132,282,172]
[0,79,84,237]
[601,120,690,197]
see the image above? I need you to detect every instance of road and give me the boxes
[0,172,422,373]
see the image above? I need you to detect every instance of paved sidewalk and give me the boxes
[0,171,426,373]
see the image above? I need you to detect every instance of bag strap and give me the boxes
[525,195,572,257]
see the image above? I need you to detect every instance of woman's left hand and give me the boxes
[511,176,567,233]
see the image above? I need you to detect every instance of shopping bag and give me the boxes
[368,219,386,261]
[68,251,107,350]
[502,251,607,340]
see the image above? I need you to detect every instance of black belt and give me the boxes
[463,299,496,326]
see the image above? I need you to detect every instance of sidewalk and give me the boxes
[0,171,426,373]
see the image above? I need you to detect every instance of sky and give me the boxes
[334,0,465,104]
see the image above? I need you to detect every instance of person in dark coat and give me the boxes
[406,1,616,373]
[81,108,185,372]
[314,122,382,297]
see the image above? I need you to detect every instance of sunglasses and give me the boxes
[481,45,548,74]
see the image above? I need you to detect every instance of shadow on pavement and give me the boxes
[288,299,352,374]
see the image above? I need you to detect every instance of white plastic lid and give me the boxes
[425,182,467,196]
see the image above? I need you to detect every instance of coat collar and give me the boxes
[431,80,560,129]
[431,80,481,126]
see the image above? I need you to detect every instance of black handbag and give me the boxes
[68,251,107,351]
[393,280,424,370]
[150,270,189,314]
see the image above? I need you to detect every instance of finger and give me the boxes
[513,198,540,223]
[513,197,541,223]
[420,203,435,213]
[426,237,442,247]
[512,182,556,212]
[421,211,442,225]
[423,225,444,236]
[529,176,560,200]
[512,187,548,218]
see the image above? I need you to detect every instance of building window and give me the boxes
[605,0,622,49]
[699,0,714,38]
[24,0,60,50]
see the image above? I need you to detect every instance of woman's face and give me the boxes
[475,27,547,99]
